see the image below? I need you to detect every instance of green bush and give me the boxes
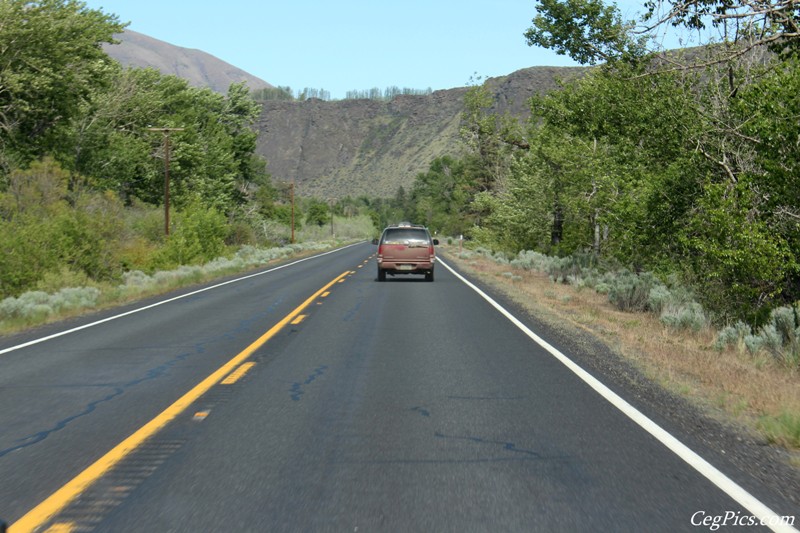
[660,302,707,332]
[715,304,800,367]
[760,306,800,367]
[150,201,228,269]
[0,287,100,322]
[647,285,673,315]
[608,271,660,312]
[715,321,752,351]
[679,182,796,323]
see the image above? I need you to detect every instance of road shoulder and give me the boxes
[440,249,800,515]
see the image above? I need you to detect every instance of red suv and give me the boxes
[374,223,439,282]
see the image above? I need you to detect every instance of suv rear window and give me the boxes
[382,228,430,244]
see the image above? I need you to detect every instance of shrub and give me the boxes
[715,321,751,351]
[608,271,660,312]
[648,285,673,315]
[150,201,228,269]
[660,302,707,332]
[595,282,611,294]
[759,306,800,367]
[770,306,798,347]
[744,334,765,355]
[725,305,800,367]
[51,287,102,311]
[35,268,92,294]
[0,287,100,321]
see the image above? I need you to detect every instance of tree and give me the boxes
[0,0,125,169]
[305,199,330,227]
[460,83,527,194]
[525,0,646,64]
[526,0,800,70]
[410,156,477,236]
[677,181,797,321]
[642,0,800,57]
[63,68,263,215]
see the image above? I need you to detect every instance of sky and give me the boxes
[78,0,630,99]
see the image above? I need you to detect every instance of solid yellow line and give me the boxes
[10,271,350,533]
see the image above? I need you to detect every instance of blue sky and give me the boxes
[80,0,626,99]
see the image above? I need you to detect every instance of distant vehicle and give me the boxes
[372,223,439,282]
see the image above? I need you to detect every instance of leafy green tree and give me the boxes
[222,82,263,188]
[305,199,330,227]
[460,84,526,192]
[737,57,800,218]
[0,0,125,169]
[487,64,697,263]
[525,0,645,64]
[410,156,475,236]
[66,66,165,201]
[527,0,800,69]
[65,68,262,214]
[677,181,797,322]
[735,56,800,305]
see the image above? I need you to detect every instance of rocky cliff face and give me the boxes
[255,66,586,198]
[255,87,467,198]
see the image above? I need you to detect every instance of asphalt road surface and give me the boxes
[0,242,797,532]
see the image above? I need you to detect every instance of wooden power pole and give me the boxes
[147,127,184,236]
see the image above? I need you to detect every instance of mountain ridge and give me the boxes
[103,30,273,94]
[103,31,585,198]
[255,65,587,198]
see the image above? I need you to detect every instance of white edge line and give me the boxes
[0,242,364,357]
[438,257,797,533]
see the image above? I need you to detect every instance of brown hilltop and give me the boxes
[103,30,273,94]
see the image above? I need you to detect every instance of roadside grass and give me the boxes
[0,214,375,336]
[0,239,357,336]
[443,247,800,454]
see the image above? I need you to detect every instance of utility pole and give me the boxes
[329,198,335,238]
[290,180,295,244]
[147,127,184,236]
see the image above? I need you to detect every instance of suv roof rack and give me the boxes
[389,222,425,228]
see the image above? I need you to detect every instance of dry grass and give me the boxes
[444,249,800,452]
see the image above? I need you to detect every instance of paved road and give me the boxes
[0,243,797,532]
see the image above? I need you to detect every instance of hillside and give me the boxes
[255,66,586,198]
[102,30,585,198]
[103,30,273,94]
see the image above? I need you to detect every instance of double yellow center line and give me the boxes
[11,271,351,533]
